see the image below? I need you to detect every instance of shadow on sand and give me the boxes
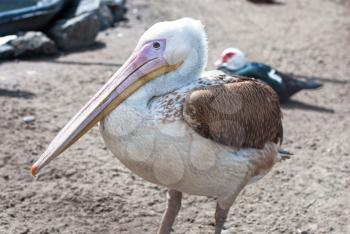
[0,89,35,99]
[247,0,285,5]
[28,41,122,68]
[61,41,107,54]
[292,73,349,85]
[0,41,108,65]
[282,100,334,114]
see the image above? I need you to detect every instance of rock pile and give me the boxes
[0,0,127,60]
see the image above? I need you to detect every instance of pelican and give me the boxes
[32,18,290,234]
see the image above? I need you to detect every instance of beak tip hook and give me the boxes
[31,164,37,177]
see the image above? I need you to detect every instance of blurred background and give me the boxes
[0,0,349,233]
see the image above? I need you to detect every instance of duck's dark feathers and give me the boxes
[218,62,322,103]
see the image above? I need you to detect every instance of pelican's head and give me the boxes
[215,48,246,70]
[31,18,208,176]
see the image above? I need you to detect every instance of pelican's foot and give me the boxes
[278,148,293,161]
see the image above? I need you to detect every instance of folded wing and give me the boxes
[183,75,283,149]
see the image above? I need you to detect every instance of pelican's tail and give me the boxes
[277,148,293,161]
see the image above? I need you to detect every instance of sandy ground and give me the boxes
[1,0,350,233]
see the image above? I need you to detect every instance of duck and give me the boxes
[215,48,322,103]
[32,18,290,234]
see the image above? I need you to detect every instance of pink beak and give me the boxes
[31,39,181,176]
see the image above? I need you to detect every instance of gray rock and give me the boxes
[98,3,114,30]
[101,0,125,7]
[0,35,17,46]
[102,0,126,22]
[63,0,101,18]
[49,12,100,50]
[111,6,126,22]
[0,44,15,60]
[23,115,35,124]
[9,32,57,57]
[111,2,127,21]
[74,0,102,16]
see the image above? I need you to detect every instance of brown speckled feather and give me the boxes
[183,74,283,149]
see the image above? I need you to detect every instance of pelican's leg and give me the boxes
[215,191,241,234]
[214,203,230,234]
[157,189,182,234]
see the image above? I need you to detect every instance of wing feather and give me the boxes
[183,76,283,149]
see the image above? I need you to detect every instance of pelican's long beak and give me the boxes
[32,39,181,176]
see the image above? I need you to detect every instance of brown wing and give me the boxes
[183,77,283,149]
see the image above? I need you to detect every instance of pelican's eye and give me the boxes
[153,41,161,49]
